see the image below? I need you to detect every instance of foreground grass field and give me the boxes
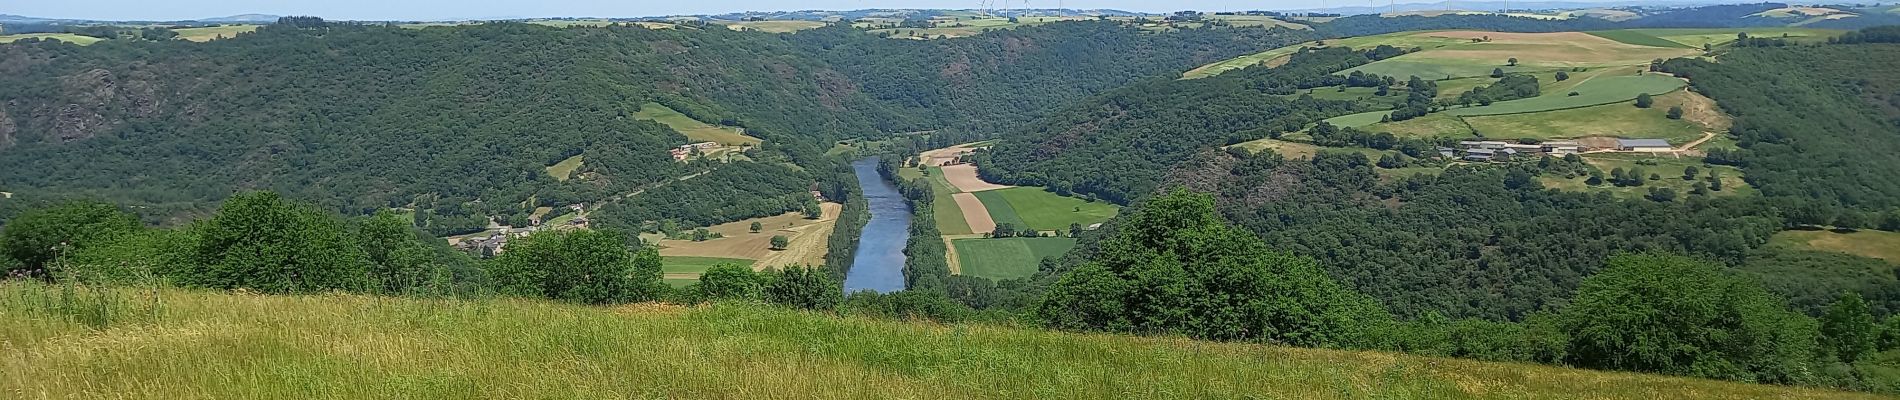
[0,285,1881,399]
[952,237,1076,280]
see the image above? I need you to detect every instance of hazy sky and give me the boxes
[4,0,1481,21]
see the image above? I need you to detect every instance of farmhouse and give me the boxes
[669,141,724,161]
[1542,141,1582,156]
[1463,148,1499,162]
[1617,138,1673,152]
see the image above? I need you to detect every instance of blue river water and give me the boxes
[843,157,910,293]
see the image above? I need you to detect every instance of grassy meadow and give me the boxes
[973,187,1119,232]
[0,33,104,45]
[660,256,755,275]
[1540,154,1753,199]
[1622,28,1841,48]
[721,20,828,33]
[1461,97,1706,143]
[952,237,1077,280]
[544,154,584,181]
[1770,229,1900,264]
[0,283,1884,399]
[633,102,762,146]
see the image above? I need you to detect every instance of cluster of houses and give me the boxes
[1441,138,1673,162]
[1443,140,1582,162]
[669,142,722,161]
[456,205,592,257]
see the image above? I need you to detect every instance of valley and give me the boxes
[6,3,1900,397]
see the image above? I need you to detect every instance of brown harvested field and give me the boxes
[918,142,987,166]
[1405,31,1697,67]
[941,164,1014,192]
[655,202,842,269]
[951,193,997,234]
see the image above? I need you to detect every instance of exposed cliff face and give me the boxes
[0,106,16,151]
[43,68,162,143]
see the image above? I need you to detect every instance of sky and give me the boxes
[4,0,1489,21]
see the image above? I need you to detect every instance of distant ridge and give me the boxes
[201,14,281,23]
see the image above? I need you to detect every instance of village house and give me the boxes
[670,141,723,161]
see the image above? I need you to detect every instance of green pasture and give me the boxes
[1462,99,1705,143]
[1585,30,1693,48]
[900,166,973,235]
[1623,28,1840,48]
[0,33,103,45]
[952,237,1077,280]
[660,256,755,275]
[974,187,1119,232]
[633,102,762,146]
[546,155,584,181]
[1444,74,1686,117]
[1540,153,1753,200]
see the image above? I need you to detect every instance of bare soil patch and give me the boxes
[951,193,997,234]
[919,142,985,166]
[941,164,1014,192]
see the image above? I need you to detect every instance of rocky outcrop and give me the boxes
[0,106,15,150]
[42,68,163,143]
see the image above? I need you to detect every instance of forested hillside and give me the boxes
[0,19,1306,229]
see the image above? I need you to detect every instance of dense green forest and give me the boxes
[0,18,1307,232]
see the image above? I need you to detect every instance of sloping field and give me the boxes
[1623,28,1841,48]
[974,187,1120,232]
[1184,31,1466,79]
[655,202,842,267]
[1,284,1881,399]
[939,164,1012,192]
[0,33,103,45]
[172,25,259,42]
[633,102,762,146]
[952,237,1077,280]
[952,193,998,234]
[1771,229,1900,264]
[721,20,827,33]
[1445,74,1686,117]
[1462,90,1718,143]
[545,154,583,181]
[1346,31,1698,79]
[1586,30,1692,48]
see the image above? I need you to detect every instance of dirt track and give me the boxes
[951,193,996,234]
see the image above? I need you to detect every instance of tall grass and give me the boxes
[0,284,1883,399]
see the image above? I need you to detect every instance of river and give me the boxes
[844,157,910,293]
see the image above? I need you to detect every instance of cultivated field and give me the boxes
[1344,31,1699,79]
[545,154,583,181]
[0,33,103,45]
[973,187,1119,232]
[898,166,975,235]
[172,25,259,42]
[939,164,1013,192]
[654,202,843,274]
[1185,31,1467,79]
[951,237,1077,280]
[2,284,1880,399]
[1770,229,1900,264]
[633,102,762,146]
[1619,28,1841,48]
[720,20,828,33]
[951,193,996,234]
